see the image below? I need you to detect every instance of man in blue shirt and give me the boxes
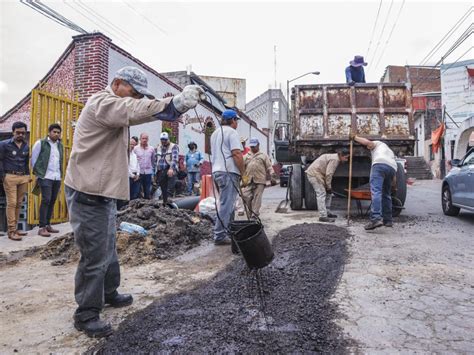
[345,55,367,85]
[0,121,31,241]
[184,141,204,195]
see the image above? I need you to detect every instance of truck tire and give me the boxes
[290,164,304,210]
[391,162,407,217]
[395,162,407,205]
[304,173,318,210]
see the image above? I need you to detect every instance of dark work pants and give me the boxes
[130,177,140,200]
[65,186,121,322]
[139,174,152,199]
[157,169,176,204]
[38,178,61,228]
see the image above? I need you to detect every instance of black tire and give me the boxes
[304,174,318,210]
[395,162,407,205]
[280,181,285,187]
[391,197,403,217]
[442,184,460,216]
[290,164,304,210]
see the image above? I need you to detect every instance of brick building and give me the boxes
[381,65,441,94]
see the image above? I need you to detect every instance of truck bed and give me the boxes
[290,83,415,158]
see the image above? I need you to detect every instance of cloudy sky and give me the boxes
[0,0,472,114]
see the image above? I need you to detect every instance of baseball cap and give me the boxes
[222,109,239,120]
[114,66,155,99]
[160,132,169,140]
[249,138,259,147]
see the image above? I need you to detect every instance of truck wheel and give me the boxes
[290,164,304,210]
[391,197,403,217]
[304,174,318,210]
[395,162,407,205]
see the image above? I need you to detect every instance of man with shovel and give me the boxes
[65,66,205,338]
[306,150,350,222]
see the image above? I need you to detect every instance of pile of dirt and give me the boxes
[40,199,213,266]
[91,223,355,353]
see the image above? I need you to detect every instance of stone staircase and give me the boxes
[404,156,433,180]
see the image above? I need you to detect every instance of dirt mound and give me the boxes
[40,199,213,266]
[91,223,355,353]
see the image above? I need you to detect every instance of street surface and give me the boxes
[0,179,473,352]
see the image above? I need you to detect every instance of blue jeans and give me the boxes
[129,177,140,200]
[212,172,240,241]
[187,171,201,195]
[139,174,152,199]
[370,164,396,223]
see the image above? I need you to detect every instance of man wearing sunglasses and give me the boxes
[0,121,32,241]
[64,66,205,338]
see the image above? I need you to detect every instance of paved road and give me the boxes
[260,180,474,352]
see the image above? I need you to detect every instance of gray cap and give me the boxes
[114,66,155,99]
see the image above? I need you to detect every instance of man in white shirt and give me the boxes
[31,123,63,237]
[129,136,140,200]
[353,135,398,230]
[210,109,245,245]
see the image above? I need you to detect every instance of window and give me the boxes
[462,151,474,166]
[429,144,434,161]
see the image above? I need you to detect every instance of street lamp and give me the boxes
[286,71,320,120]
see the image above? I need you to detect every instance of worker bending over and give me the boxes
[306,150,349,222]
[352,135,397,230]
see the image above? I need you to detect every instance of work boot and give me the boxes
[38,228,51,237]
[74,317,113,338]
[319,216,335,223]
[8,231,22,241]
[105,293,133,308]
[15,230,28,236]
[327,212,338,218]
[214,237,232,246]
[364,220,383,230]
[46,225,60,233]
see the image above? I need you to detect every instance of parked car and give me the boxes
[279,165,291,187]
[442,147,474,216]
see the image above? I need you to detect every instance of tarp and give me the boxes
[431,123,445,153]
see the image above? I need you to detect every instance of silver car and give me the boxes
[442,147,474,215]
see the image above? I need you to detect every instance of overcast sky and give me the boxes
[0,0,472,115]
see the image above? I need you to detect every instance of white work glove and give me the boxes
[172,85,206,113]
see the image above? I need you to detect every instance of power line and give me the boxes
[121,0,168,36]
[74,0,134,42]
[414,30,473,90]
[365,0,383,59]
[419,6,473,65]
[368,0,394,73]
[373,0,406,71]
[21,0,87,34]
[63,1,132,46]
[440,46,473,74]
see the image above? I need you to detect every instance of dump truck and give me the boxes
[274,83,415,216]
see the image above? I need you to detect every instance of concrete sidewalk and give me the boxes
[0,222,72,255]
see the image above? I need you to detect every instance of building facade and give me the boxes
[440,59,474,159]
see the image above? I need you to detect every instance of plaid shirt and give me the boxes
[157,143,179,171]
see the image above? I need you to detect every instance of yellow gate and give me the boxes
[28,88,83,225]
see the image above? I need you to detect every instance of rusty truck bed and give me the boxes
[290,83,415,157]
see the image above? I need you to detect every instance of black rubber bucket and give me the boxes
[232,221,274,269]
[229,220,255,255]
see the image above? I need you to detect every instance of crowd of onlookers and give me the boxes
[128,132,205,205]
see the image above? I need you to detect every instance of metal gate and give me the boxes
[28,88,83,225]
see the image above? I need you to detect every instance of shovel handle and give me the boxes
[347,138,353,226]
